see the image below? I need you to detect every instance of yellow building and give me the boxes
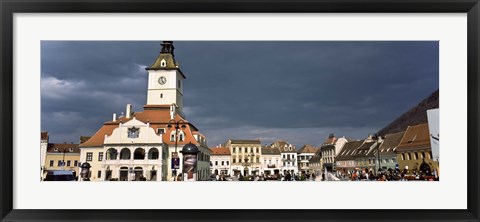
[396,123,439,177]
[43,143,80,180]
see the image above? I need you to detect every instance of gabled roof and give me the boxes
[47,143,80,153]
[297,144,318,154]
[354,141,376,157]
[210,147,230,155]
[79,107,202,148]
[261,146,281,155]
[397,123,431,151]
[378,131,405,155]
[335,140,364,161]
[229,139,261,145]
[271,140,296,153]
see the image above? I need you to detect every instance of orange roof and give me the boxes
[297,144,318,153]
[80,108,202,148]
[210,147,230,155]
[397,123,431,151]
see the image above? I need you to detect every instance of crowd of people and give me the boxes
[210,168,438,181]
[210,171,318,181]
[336,168,438,181]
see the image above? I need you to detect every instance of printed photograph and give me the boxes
[40,41,439,182]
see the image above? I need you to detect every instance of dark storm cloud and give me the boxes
[41,41,438,147]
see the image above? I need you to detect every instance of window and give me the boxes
[401,153,405,160]
[49,160,54,167]
[221,161,224,166]
[98,170,102,178]
[69,148,73,152]
[226,161,229,165]
[233,147,236,153]
[157,128,165,134]
[178,80,181,88]
[74,160,78,167]
[67,160,71,166]
[256,157,259,163]
[429,152,433,159]
[407,153,411,160]
[160,93,163,98]
[233,159,236,164]
[170,134,175,142]
[58,160,62,166]
[179,133,184,142]
[215,161,218,166]
[256,148,259,153]
[98,152,104,161]
[414,153,419,160]
[86,152,93,161]
[239,158,242,163]
[54,148,58,151]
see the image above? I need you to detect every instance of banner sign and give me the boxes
[427,108,439,161]
[171,152,180,169]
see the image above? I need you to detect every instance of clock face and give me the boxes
[158,76,167,85]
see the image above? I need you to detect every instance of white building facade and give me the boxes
[209,147,232,176]
[260,146,282,176]
[271,140,298,175]
[320,134,348,171]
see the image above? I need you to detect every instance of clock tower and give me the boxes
[145,41,185,115]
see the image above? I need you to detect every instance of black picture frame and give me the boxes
[1,0,479,221]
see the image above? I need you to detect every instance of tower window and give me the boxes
[160,93,163,98]
[160,59,166,67]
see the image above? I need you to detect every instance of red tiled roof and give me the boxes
[210,147,230,155]
[79,108,202,148]
[397,123,431,151]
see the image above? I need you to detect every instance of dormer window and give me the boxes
[69,148,73,152]
[160,59,166,67]
[54,148,58,151]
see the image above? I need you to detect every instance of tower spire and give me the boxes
[146,41,179,70]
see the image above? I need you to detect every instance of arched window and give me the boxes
[178,132,184,142]
[148,148,159,159]
[120,148,131,160]
[134,148,145,160]
[170,133,175,142]
[106,148,117,160]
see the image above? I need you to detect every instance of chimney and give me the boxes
[113,113,117,121]
[126,104,132,118]
[170,104,175,119]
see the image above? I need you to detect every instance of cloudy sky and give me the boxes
[41,41,438,148]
